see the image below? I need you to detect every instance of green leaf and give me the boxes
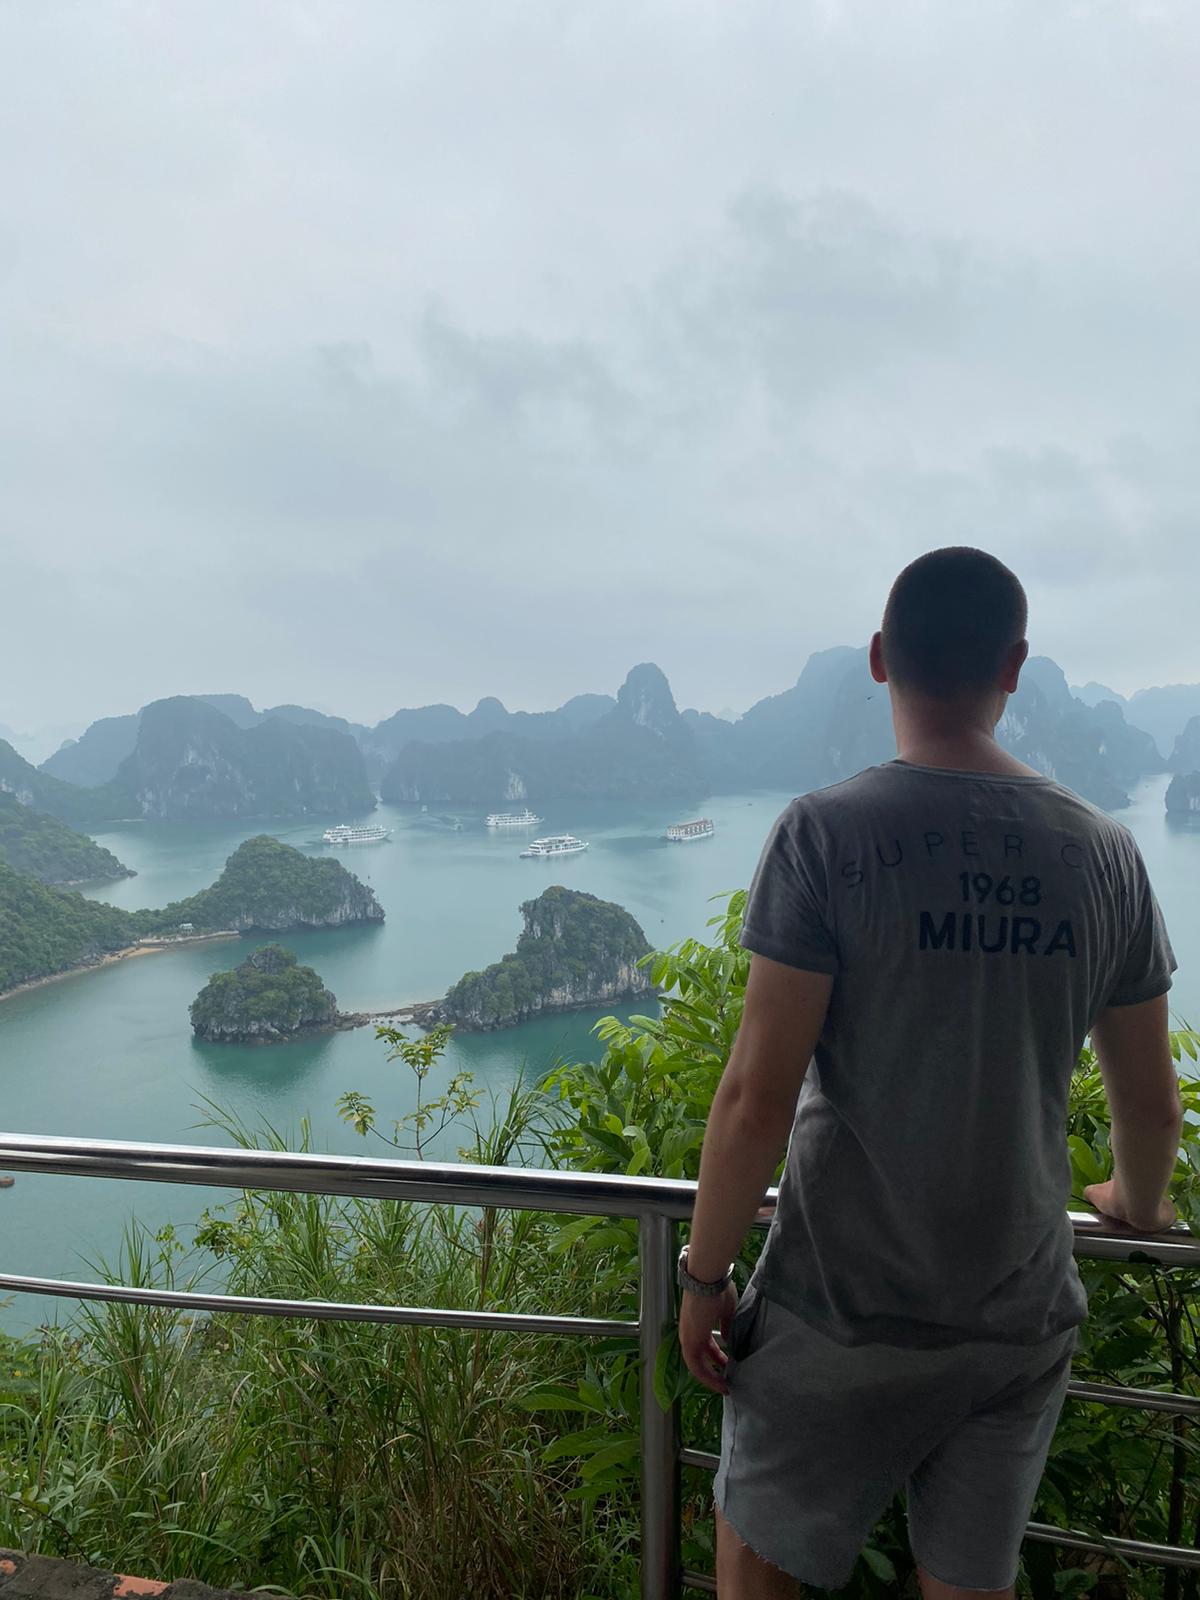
[577,1436,641,1481]
[861,1547,896,1582]
[517,1386,600,1414]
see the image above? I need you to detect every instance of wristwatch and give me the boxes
[677,1244,735,1296]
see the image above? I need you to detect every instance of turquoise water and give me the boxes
[0,792,782,1331]
[0,777,1196,1334]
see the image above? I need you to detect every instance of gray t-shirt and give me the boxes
[741,759,1177,1348]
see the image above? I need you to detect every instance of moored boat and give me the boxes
[665,818,715,842]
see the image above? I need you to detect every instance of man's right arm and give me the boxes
[1086,993,1182,1232]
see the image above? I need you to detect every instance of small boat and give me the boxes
[520,834,588,859]
[322,823,392,846]
[666,818,715,842]
[486,808,543,828]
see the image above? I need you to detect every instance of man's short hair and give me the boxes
[881,548,1028,699]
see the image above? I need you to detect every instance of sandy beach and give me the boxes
[0,931,241,1005]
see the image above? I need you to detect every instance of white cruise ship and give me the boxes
[322,823,392,846]
[666,818,715,843]
[486,808,543,828]
[519,833,588,859]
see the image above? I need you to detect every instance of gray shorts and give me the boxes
[714,1283,1077,1591]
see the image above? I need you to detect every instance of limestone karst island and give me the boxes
[430,885,657,1031]
[190,945,340,1044]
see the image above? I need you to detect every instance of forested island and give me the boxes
[190,945,339,1043]
[151,835,384,932]
[0,836,382,997]
[0,792,133,885]
[431,885,655,1031]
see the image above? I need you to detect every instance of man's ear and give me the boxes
[869,631,887,685]
[1000,638,1029,695]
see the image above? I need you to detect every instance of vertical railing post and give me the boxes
[639,1210,681,1600]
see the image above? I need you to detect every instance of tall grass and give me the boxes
[0,1082,639,1599]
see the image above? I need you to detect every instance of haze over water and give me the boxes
[0,774,1194,1333]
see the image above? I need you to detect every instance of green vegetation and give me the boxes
[0,862,139,992]
[142,835,383,935]
[0,837,381,996]
[442,884,653,1030]
[190,945,339,1042]
[0,792,132,885]
[1,895,1199,1596]
[0,738,128,827]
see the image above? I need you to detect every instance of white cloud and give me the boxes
[0,0,1198,726]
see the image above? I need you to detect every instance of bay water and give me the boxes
[0,777,1195,1334]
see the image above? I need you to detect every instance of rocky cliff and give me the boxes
[1169,716,1200,776]
[433,885,655,1031]
[1166,773,1200,815]
[997,658,1161,809]
[190,944,339,1042]
[111,697,374,820]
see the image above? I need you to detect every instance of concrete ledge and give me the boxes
[0,1553,251,1599]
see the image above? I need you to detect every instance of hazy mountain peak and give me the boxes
[1020,656,1075,714]
[615,663,679,733]
[469,696,510,727]
[1072,680,1126,708]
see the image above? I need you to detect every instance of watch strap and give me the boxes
[677,1244,735,1296]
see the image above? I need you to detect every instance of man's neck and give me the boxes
[891,698,1042,778]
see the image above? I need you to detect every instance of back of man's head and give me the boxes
[881,547,1028,701]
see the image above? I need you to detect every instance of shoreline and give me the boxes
[193,1000,446,1046]
[0,931,242,1005]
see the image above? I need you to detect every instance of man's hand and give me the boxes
[1084,1177,1176,1233]
[679,1283,739,1396]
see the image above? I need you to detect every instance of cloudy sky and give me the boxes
[1,0,1198,736]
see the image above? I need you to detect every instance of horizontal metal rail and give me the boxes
[1024,1523,1200,1571]
[2,1132,1200,1595]
[0,1270,634,1338]
[0,1133,1195,1261]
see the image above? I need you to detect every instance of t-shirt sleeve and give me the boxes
[739,802,840,975]
[1104,843,1177,1008]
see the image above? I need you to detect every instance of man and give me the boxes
[678,548,1181,1599]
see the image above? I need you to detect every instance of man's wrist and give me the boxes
[677,1244,735,1295]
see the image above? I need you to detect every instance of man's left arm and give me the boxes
[679,953,834,1395]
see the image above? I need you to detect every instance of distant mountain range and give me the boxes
[9,653,1200,821]
[1069,681,1200,764]
[1,697,372,824]
[380,664,700,804]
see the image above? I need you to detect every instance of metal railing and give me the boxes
[0,1132,1198,1596]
